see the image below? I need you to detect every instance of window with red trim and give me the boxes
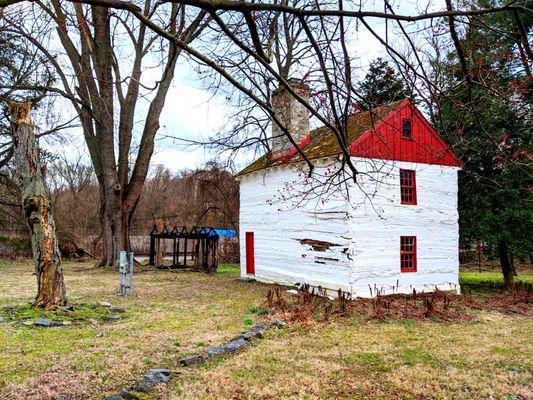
[400,169,417,205]
[400,236,417,272]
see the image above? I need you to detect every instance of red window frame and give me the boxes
[400,236,417,272]
[400,169,417,205]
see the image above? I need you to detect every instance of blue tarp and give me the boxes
[213,229,237,238]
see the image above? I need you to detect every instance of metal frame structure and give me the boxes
[149,225,219,272]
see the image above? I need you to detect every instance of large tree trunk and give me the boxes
[98,193,131,267]
[498,238,514,290]
[9,102,67,309]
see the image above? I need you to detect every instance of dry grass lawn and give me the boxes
[0,260,531,400]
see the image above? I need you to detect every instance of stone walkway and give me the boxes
[104,320,288,399]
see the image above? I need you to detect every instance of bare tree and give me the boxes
[2,0,209,266]
[9,101,66,309]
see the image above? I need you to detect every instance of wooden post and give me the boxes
[156,238,162,268]
[184,238,188,267]
[9,102,67,309]
[172,237,177,267]
[149,233,156,266]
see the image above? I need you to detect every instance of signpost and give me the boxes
[119,251,134,296]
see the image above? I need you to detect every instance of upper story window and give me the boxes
[400,236,417,272]
[400,169,417,205]
[402,118,412,139]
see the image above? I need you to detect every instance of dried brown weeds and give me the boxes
[263,284,532,326]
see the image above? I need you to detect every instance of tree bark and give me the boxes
[509,249,517,276]
[498,238,514,290]
[98,193,132,267]
[9,101,67,309]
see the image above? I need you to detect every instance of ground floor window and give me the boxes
[400,236,417,272]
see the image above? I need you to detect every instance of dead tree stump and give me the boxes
[9,101,67,309]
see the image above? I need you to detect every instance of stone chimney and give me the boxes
[271,79,310,155]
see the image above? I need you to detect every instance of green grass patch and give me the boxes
[400,347,436,367]
[1,260,531,400]
[249,306,269,315]
[216,263,240,278]
[460,272,533,294]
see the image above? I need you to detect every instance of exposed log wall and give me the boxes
[238,157,460,298]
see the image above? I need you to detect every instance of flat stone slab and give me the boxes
[34,318,52,327]
[147,368,177,377]
[118,390,140,400]
[179,354,206,366]
[232,331,256,342]
[132,383,153,393]
[271,320,288,329]
[0,317,4,323]
[206,345,226,358]
[249,324,266,337]
[108,306,125,313]
[251,323,266,331]
[99,301,112,307]
[143,369,171,385]
[222,338,247,353]
[108,315,121,321]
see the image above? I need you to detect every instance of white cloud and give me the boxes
[159,79,230,140]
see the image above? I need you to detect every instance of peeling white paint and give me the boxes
[239,157,460,298]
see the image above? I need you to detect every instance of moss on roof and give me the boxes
[236,99,404,177]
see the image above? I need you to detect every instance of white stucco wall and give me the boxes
[238,157,460,297]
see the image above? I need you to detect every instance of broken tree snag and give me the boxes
[9,102,67,310]
[297,238,341,252]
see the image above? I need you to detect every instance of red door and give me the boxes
[245,232,255,275]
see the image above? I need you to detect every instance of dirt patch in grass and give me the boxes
[262,284,532,327]
[0,303,119,326]
[7,368,95,400]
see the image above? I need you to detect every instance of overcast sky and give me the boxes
[41,0,437,175]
